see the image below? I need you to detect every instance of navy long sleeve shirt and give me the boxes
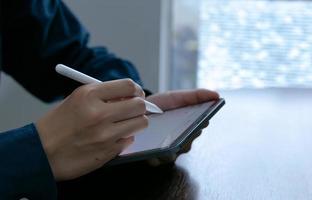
[1,0,144,199]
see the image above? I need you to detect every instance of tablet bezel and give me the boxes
[107,98,225,166]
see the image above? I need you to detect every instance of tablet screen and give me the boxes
[120,101,216,156]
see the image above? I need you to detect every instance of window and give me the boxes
[171,0,312,90]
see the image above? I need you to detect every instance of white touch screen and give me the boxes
[121,101,215,155]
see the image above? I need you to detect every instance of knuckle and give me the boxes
[138,88,145,97]
[87,107,112,124]
[92,109,114,123]
[87,109,102,123]
[74,84,97,98]
[123,78,137,95]
[124,78,135,85]
[71,86,85,99]
[69,85,95,109]
[134,97,146,111]
[85,85,99,98]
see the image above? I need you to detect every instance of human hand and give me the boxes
[145,89,219,166]
[146,89,219,111]
[36,79,148,181]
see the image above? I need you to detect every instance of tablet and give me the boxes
[108,98,225,165]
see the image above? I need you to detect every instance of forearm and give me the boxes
[0,124,57,199]
[2,0,144,102]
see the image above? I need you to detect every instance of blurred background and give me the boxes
[2,1,312,198]
[171,0,312,90]
[1,0,312,130]
[169,2,312,198]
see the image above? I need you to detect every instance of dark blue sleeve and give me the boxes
[0,124,57,199]
[2,0,143,102]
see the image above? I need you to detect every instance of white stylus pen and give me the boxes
[55,64,163,114]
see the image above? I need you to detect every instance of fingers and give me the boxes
[93,136,135,165]
[169,89,219,109]
[146,129,204,167]
[93,79,145,100]
[115,136,135,152]
[111,115,149,139]
[92,114,148,144]
[195,88,219,101]
[180,130,203,154]
[200,121,209,129]
[108,97,147,122]
[147,154,178,167]
[147,89,219,111]
[104,137,135,160]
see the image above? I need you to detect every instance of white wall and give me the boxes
[64,0,161,92]
[0,0,163,131]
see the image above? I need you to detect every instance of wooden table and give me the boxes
[58,89,312,200]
